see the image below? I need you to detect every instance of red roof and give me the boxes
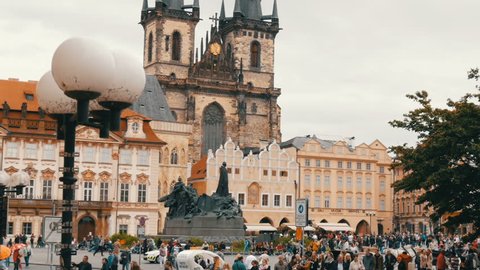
[188,156,207,181]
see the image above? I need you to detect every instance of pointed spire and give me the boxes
[272,0,279,20]
[168,0,184,10]
[219,0,226,20]
[234,0,243,17]
[200,38,204,55]
[206,31,209,46]
[142,0,149,11]
[193,0,199,8]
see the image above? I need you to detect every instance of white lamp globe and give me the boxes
[37,71,77,115]
[0,171,10,187]
[51,37,115,100]
[97,50,146,109]
[11,171,30,187]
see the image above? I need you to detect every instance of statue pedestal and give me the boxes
[163,215,245,242]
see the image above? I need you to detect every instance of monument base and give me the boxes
[163,215,245,242]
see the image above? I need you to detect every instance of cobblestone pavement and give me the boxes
[5,247,279,269]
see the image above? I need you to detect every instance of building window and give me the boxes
[172,31,181,61]
[138,184,147,203]
[99,147,112,163]
[324,160,330,168]
[366,177,372,190]
[280,171,288,177]
[337,195,343,208]
[132,122,140,133]
[283,195,291,208]
[380,180,386,193]
[366,163,372,171]
[261,194,269,206]
[366,197,372,209]
[346,177,352,190]
[316,160,321,167]
[137,149,150,166]
[170,149,178,165]
[119,224,128,234]
[346,196,353,209]
[147,32,153,62]
[100,182,108,201]
[356,177,362,191]
[24,180,34,199]
[271,170,276,177]
[356,162,362,170]
[83,182,93,201]
[304,175,311,187]
[315,175,321,186]
[356,197,362,209]
[6,142,19,158]
[25,143,37,159]
[42,180,52,199]
[379,166,385,173]
[120,149,132,164]
[238,193,245,206]
[263,170,268,176]
[314,196,321,208]
[337,161,343,169]
[380,198,386,210]
[324,175,330,189]
[22,223,32,235]
[324,195,330,208]
[304,159,310,167]
[235,168,240,174]
[347,161,352,169]
[250,41,260,68]
[120,183,129,202]
[43,143,56,160]
[274,195,281,207]
[8,222,13,235]
[83,146,96,163]
[337,177,343,191]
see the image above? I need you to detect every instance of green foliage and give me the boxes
[274,236,292,247]
[188,237,204,247]
[231,240,244,253]
[110,233,139,248]
[390,85,480,236]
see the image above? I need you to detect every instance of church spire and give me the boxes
[142,0,148,11]
[272,0,279,20]
[168,0,184,10]
[233,0,243,17]
[193,0,199,9]
[219,0,226,20]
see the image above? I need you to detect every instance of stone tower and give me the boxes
[140,0,282,162]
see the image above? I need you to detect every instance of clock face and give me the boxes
[209,43,221,56]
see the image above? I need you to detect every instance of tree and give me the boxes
[390,80,480,236]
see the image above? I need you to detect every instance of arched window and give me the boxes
[148,32,153,62]
[172,31,181,61]
[250,41,260,68]
[170,148,178,165]
[202,103,225,156]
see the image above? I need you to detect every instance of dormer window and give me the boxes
[132,122,140,133]
[25,94,34,101]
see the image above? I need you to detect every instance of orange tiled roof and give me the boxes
[0,78,38,111]
[188,156,208,181]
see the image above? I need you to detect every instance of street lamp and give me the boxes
[36,37,145,270]
[366,211,376,235]
[0,171,30,242]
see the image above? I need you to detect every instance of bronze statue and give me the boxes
[215,162,229,197]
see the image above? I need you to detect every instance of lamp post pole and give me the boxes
[59,115,77,269]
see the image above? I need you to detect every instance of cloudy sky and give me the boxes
[1,0,478,148]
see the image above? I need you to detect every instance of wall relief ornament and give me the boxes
[120,172,132,183]
[4,166,19,175]
[41,168,55,180]
[24,163,38,179]
[136,173,149,184]
[81,169,96,181]
[99,171,112,182]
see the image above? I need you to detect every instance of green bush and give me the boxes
[274,236,292,247]
[189,237,204,247]
[231,240,244,253]
[110,233,139,248]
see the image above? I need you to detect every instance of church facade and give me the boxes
[139,0,282,162]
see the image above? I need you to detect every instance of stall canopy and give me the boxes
[283,224,316,232]
[245,223,277,232]
[316,223,354,232]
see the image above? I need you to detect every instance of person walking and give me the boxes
[107,251,119,270]
[23,242,32,267]
[436,250,447,270]
[101,258,109,270]
[349,254,364,270]
[233,254,247,270]
[72,255,93,270]
[397,251,412,270]
[362,249,374,270]
[373,249,383,270]
[120,250,131,270]
[273,255,288,270]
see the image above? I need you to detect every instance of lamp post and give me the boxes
[36,37,145,270]
[366,211,376,235]
[0,171,30,242]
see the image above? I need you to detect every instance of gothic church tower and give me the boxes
[140,0,281,162]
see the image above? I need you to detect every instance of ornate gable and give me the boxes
[98,171,112,182]
[24,163,38,179]
[136,173,150,185]
[120,172,132,184]
[4,166,19,175]
[81,169,96,181]
[41,168,55,180]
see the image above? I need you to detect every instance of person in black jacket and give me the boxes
[72,256,93,270]
[384,249,396,270]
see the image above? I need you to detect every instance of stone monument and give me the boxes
[159,163,245,242]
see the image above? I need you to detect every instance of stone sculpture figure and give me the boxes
[215,162,229,197]
[2,101,10,117]
[21,102,27,118]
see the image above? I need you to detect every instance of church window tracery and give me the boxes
[172,31,181,61]
[147,32,153,62]
[170,148,178,165]
[250,41,260,68]
[202,103,225,156]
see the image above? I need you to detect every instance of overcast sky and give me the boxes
[1,0,478,148]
